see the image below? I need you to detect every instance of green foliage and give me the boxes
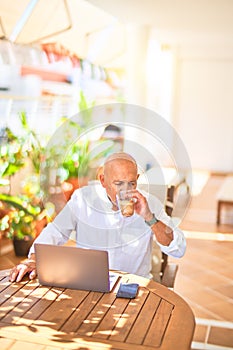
[59,91,113,181]
[0,127,27,178]
[62,139,113,180]
[78,90,95,126]
[0,90,111,241]
[0,111,43,180]
[0,193,41,239]
[62,140,90,179]
[18,111,44,174]
[0,210,36,240]
[0,112,45,240]
[0,193,41,216]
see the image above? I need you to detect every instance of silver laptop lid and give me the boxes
[35,243,111,292]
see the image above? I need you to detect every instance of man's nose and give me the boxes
[125,183,133,191]
[118,182,133,191]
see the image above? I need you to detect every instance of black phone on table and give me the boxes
[116,283,139,299]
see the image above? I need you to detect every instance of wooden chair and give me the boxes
[161,185,178,288]
[138,183,178,288]
[150,186,178,289]
[165,185,175,216]
[160,252,178,288]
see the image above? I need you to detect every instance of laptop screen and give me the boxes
[35,243,119,292]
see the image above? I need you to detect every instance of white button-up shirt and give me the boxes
[29,184,186,278]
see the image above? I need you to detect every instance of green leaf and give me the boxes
[1,162,25,177]
[19,111,29,131]
[0,194,40,216]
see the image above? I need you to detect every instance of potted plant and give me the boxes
[0,111,44,193]
[62,139,90,189]
[57,92,114,198]
[0,125,28,194]
[62,138,114,194]
[0,194,42,256]
[0,112,53,255]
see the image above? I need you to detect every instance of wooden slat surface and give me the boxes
[144,299,173,347]
[109,287,150,342]
[0,269,195,350]
[126,289,160,344]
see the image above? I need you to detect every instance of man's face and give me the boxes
[99,159,138,206]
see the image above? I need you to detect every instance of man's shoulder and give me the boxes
[69,182,110,212]
[71,182,105,200]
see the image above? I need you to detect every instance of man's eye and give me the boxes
[115,182,123,186]
[128,182,136,188]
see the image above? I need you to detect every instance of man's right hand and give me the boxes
[9,254,37,282]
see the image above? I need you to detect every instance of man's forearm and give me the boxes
[151,221,173,246]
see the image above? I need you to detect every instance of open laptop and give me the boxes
[34,243,119,293]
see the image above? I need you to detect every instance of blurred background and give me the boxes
[0,1,232,349]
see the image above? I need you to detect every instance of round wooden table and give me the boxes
[0,269,195,350]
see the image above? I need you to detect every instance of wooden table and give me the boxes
[0,269,195,350]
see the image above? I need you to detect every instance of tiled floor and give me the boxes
[0,173,233,349]
[170,237,233,349]
[172,174,233,350]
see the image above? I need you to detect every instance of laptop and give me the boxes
[34,243,119,293]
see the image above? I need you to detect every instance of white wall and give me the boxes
[174,47,233,173]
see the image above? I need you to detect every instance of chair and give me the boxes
[160,252,178,288]
[151,185,179,289]
[165,185,175,216]
[162,185,178,288]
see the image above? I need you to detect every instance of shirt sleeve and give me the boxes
[156,226,186,258]
[148,193,186,258]
[28,202,77,256]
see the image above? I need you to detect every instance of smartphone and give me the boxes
[116,283,139,299]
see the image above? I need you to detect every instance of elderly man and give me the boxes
[9,152,186,282]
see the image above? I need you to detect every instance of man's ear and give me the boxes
[96,166,103,179]
[99,173,105,187]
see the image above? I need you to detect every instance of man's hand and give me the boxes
[132,190,152,220]
[133,190,173,246]
[9,254,37,282]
